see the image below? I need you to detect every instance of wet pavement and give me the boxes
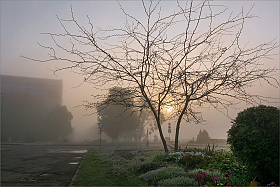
[1,143,93,186]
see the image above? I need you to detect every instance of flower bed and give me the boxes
[137,147,278,186]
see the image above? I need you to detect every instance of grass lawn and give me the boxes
[73,147,151,186]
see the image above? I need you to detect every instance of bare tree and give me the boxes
[23,0,279,152]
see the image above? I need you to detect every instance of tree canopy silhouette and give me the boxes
[96,87,139,141]
[196,129,211,142]
[45,105,73,141]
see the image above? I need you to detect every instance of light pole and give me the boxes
[98,123,103,148]
[1,93,4,122]
[168,123,171,141]
[146,128,149,147]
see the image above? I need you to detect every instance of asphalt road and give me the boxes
[1,143,93,186]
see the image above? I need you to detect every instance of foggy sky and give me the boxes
[1,1,279,141]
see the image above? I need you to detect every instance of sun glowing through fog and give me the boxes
[166,105,173,113]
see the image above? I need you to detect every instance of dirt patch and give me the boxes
[138,149,164,156]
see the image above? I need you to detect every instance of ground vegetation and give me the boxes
[74,143,276,186]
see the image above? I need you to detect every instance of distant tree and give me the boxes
[1,93,44,141]
[96,87,139,141]
[196,129,211,142]
[227,105,279,185]
[137,107,164,142]
[44,105,73,141]
[25,0,279,152]
[153,134,159,143]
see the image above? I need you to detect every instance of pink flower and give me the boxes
[211,176,220,184]
[195,173,199,181]
[267,182,277,186]
[226,169,232,178]
[195,171,207,182]
[209,168,214,172]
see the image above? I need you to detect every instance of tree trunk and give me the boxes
[174,99,189,152]
[156,119,169,153]
[174,118,182,152]
[143,92,169,153]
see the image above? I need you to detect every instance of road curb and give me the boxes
[69,149,88,187]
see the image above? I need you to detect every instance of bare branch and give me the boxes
[25,0,279,152]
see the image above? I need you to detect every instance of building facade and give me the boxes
[1,75,63,109]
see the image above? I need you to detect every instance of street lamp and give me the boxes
[1,93,4,121]
[98,123,103,148]
[146,129,149,147]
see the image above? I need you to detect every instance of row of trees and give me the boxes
[25,0,278,152]
[1,93,73,142]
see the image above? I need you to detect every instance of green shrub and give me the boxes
[167,148,251,185]
[152,153,169,162]
[177,154,207,169]
[137,162,160,174]
[208,169,225,179]
[158,176,193,186]
[187,168,207,179]
[183,151,250,186]
[137,153,169,174]
[139,166,187,185]
[227,105,279,185]
[205,155,250,186]
[187,168,225,179]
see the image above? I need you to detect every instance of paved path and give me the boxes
[1,143,93,186]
